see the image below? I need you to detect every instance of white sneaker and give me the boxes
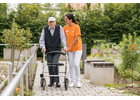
[76,82,81,88]
[69,82,75,87]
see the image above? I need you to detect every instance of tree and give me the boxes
[1,18,32,71]
[66,3,75,12]
[55,3,66,8]
[43,3,53,7]
[15,3,43,43]
[82,3,91,11]
[0,3,7,16]
[0,3,9,57]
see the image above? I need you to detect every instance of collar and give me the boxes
[48,26,55,30]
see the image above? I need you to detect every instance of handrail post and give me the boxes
[1,46,38,96]
[8,62,13,84]
[82,44,87,74]
[34,44,37,66]
[33,46,35,76]
[26,51,28,93]
[8,62,13,96]
[29,49,32,88]
[31,47,33,79]
[20,54,24,96]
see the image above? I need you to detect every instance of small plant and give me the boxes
[134,90,139,95]
[23,56,26,61]
[4,80,8,86]
[13,86,35,96]
[15,87,21,92]
[14,91,21,96]
[105,83,121,90]
[124,89,129,94]
[97,91,103,94]
[80,61,82,71]
[119,33,140,86]
[119,81,122,85]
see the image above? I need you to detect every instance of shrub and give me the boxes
[119,32,140,79]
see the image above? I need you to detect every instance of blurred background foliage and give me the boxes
[1,3,140,57]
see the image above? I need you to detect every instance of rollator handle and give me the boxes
[46,51,66,56]
[43,50,45,53]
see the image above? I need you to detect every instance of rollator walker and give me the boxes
[40,51,69,90]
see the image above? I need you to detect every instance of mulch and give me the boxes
[114,72,140,95]
[0,65,37,94]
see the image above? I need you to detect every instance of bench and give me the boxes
[90,62,114,85]
[84,59,105,79]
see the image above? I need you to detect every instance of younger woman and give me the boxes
[63,13,82,88]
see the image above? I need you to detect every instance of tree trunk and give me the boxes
[16,50,21,71]
[11,43,15,71]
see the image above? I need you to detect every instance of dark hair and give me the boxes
[65,13,78,24]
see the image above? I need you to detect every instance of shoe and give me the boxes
[48,83,54,87]
[69,82,75,87]
[76,82,81,88]
[56,82,61,87]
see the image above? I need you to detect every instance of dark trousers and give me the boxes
[46,53,60,84]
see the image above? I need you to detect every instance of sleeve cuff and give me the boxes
[64,46,67,49]
[42,46,46,49]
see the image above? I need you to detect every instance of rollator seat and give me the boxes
[47,63,64,66]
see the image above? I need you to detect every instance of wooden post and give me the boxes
[20,54,24,96]
[34,44,37,67]
[31,46,33,78]
[33,46,35,76]
[82,44,87,74]
[26,51,28,93]
[29,49,32,88]
[8,62,13,96]
[8,62,13,83]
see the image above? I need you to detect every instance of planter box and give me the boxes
[104,48,120,54]
[91,48,98,55]
[3,48,28,60]
[90,62,114,85]
[84,59,105,79]
[91,48,120,56]
[4,48,66,61]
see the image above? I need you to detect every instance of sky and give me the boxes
[1,0,138,3]
[6,0,139,11]
[7,3,59,12]
[2,0,140,13]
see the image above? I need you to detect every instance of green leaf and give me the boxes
[126,41,129,44]
[136,41,139,44]
[125,46,128,49]
[131,39,135,43]
[138,46,140,49]
[127,51,130,54]
[132,52,135,56]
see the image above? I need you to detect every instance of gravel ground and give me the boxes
[0,63,8,84]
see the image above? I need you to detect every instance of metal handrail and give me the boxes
[0,46,38,96]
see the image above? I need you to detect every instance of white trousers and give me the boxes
[68,50,82,83]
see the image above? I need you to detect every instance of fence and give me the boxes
[1,45,38,96]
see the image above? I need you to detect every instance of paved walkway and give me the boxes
[33,61,128,96]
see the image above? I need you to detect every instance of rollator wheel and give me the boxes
[65,78,69,90]
[43,79,46,90]
[40,78,43,87]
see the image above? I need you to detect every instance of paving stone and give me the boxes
[33,61,128,96]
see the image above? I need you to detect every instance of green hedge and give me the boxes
[1,3,140,57]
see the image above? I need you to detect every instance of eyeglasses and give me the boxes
[64,18,68,21]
